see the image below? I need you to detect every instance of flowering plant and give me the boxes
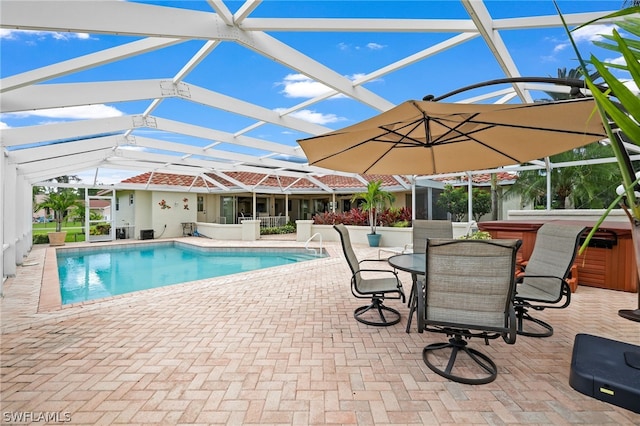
[158,199,171,209]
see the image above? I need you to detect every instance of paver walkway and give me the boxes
[1,238,639,425]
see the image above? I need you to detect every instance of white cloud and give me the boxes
[553,43,568,53]
[0,121,10,130]
[572,24,614,43]
[7,104,124,120]
[606,55,627,67]
[367,42,385,50]
[75,168,140,186]
[550,24,615,57]
[278,74,334,98]
[277,73,378,99]
[622,79,639,95]
[0,28,92,41]
[275,108,345,125]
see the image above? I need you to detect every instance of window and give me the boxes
[116,196,120,211]
[197,196,204,212]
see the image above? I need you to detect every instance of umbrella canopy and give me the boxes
[297,98,607,175]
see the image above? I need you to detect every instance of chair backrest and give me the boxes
[521,223,586,298]
[412,220,453,254]
[424,238,521,331]
[334,224,361,280]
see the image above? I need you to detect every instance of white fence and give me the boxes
[240,215,288,228]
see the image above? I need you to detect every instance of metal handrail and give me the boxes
[304,232,323,256]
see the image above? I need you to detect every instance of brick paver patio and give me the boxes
[1,237,639,425]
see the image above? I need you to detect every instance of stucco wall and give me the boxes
[150,192,198,238]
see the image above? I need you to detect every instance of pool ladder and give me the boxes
[305,233,323,256]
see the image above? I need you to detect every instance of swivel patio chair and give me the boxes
[334,224,406,326]
[401,220,454,332]
[417,238,522,384]
[514,223,586,337]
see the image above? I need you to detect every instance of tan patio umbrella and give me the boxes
[297,98,606,175]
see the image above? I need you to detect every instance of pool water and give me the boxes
[57,242,325,305]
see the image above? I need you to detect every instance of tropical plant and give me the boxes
[36,191,83,232]
[378,207,412,227]
[542,66,601,101]
[506,142,622,209]
[351,180,395,234]
[557,4,640,318]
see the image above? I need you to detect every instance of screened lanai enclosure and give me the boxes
[2,1,638,286]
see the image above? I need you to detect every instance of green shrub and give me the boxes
[458,231,492,240]
[260,223,296,235]
[33,234,49,245]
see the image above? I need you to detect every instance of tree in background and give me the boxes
[472,188,492,222]
[36,191,83,232]
[506,143,622,209]
[437,185,492,222]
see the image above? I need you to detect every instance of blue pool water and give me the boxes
[57,242,325,305]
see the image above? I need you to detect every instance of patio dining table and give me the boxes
[388,253,425,333]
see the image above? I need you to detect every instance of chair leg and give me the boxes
[422,335,498,385]
[354,297,401,326]
[515,306,553,337]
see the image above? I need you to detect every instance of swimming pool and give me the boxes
[56,242,326,305]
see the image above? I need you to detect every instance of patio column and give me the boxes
[15,174,30,264]
[467,172,473,223]
[411,176,416,221]
[0,154,5,292]
[252,192,257,219]
[2,161,17,281]
[545,158,551,210]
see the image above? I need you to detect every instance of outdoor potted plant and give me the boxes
[351,180,395,247]
[36,190,82,246]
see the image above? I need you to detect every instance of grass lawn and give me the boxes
[32,222,86,243]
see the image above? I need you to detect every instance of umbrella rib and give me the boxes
[364,119,428,173]
[467,119,605,137]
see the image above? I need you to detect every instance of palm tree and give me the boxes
[351,180,395,235]
[507,140,622,210]
[37,191,83,232]
[542,66,601,101]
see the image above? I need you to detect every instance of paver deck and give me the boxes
[1,237,639,425]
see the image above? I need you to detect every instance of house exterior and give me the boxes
[112,171,519,240]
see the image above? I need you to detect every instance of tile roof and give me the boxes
[435,172,518,185]
[120,172,411,192]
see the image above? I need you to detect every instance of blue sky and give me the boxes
[0,0,633,184]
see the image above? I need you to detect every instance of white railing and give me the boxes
[240,215,288,227]
[305,232,323,256]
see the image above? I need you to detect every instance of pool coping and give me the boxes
[39,237,330,313]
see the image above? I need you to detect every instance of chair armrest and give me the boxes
[358,268,400,278]
[517,273,564,283]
